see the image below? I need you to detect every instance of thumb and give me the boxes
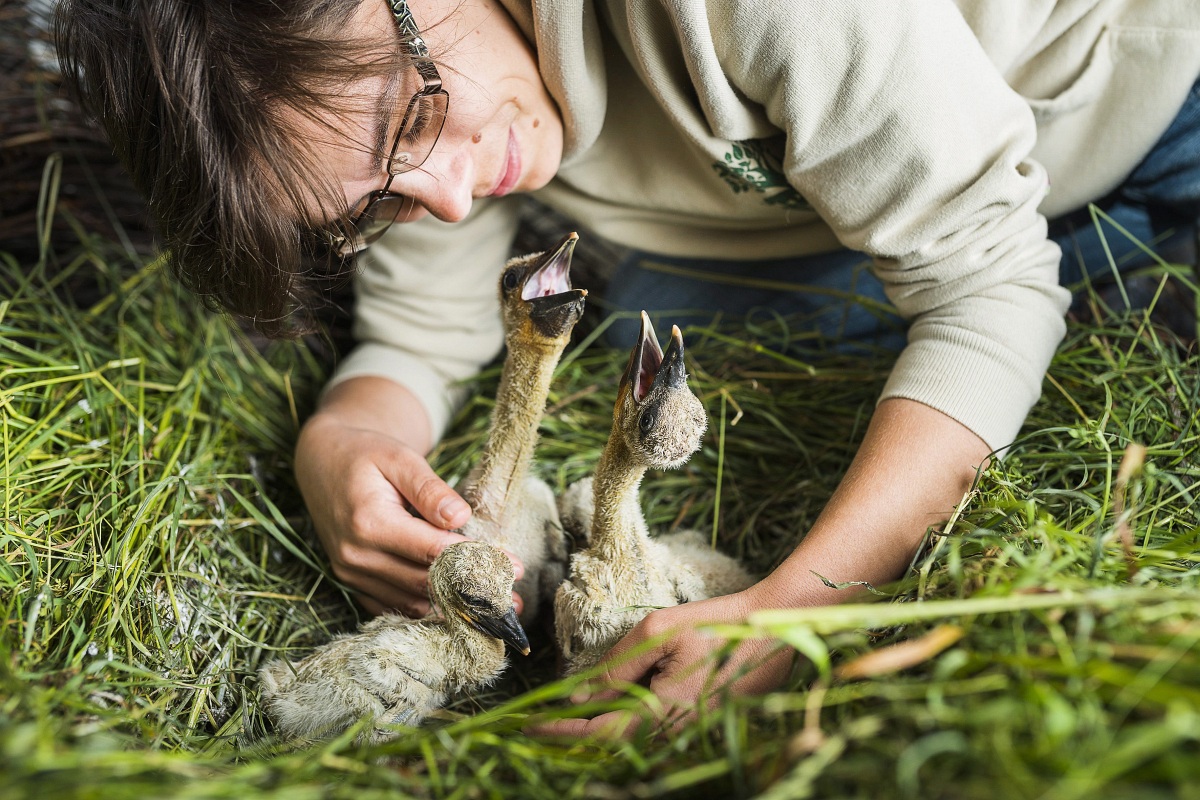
[383,449,472,529]
[572,622,671,703]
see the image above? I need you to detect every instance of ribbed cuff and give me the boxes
[880,322,1059,452]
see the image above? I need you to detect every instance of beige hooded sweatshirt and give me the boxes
[334,0,1200,451]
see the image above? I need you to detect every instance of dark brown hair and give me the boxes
[54,0,403,336]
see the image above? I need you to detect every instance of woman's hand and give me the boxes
[532,585,795,738]
[294,376,524,617]
[531,398,990,739]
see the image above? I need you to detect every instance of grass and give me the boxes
[2,185,1200,798]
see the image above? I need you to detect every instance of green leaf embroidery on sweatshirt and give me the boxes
[713,139,810,211]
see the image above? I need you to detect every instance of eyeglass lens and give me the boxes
[389,91,448,172]
[338,90,448,255]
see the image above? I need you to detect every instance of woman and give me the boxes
[57,0,1200,735]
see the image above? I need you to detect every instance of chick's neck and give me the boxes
[462,336,563,525]
[589,425,656,566]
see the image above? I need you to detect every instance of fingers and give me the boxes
[347,569,433,618]
[540,598,797,742]
[361,450,525,571]
[527,710,644,740]
[295,417,533,617]
[337,547,432,590]
[601,626,673,685]
[323,528,438,599]
[570,614,676,703]
[354,510,471,568]
[378,448,471,530]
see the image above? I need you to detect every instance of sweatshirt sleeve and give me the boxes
[689,0,1072,449]
[327,197,522,439]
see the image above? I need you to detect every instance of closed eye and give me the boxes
[398,95,439,142]
[370,72,404,176]
[458,591,496,615]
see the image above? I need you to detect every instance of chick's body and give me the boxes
[259,236,587,740]
[559,479,751,601]
[261,542,528,742]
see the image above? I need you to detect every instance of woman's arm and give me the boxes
[536,397,989,737]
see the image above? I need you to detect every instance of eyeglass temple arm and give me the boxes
[386,0,441,90]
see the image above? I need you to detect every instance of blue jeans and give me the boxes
[604,78,1200,350]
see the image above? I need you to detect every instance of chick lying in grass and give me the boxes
[259,541,529,742]
[554,314,756,675]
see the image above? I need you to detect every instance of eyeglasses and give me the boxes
[332,0,450,256]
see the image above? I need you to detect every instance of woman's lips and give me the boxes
[489,129,520,197]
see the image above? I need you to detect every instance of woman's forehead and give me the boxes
[273,74,385,225]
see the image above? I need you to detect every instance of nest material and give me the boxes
[0,0,154,261]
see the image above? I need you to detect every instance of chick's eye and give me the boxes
[460,594,492,613]
[476,601,502,618]
[639,410,656,434]
[502,269,520,292]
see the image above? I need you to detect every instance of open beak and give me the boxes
[524,232,586,337]
[528,288,587,338]
[467,607,531,656]
[522,232,578,300]
[650,324,687,392]
[624,311,664,403]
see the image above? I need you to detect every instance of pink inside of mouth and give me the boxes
[634,332,663,402]
[521,259,571,300]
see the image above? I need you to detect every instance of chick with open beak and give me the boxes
[619,315,708,469]
[554,312,755,675]
[457,232,588,624]
[499,231,588,346]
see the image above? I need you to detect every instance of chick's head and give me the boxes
[430,541,530,655]
[499,232,587,348]
[615,312,707,469]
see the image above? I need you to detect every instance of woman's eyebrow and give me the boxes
[370,72,403,174]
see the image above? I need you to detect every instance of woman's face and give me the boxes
[323,0,564,224]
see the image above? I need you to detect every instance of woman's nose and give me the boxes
[396,151,474,223]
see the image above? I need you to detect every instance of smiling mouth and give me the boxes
[489,129,521,197]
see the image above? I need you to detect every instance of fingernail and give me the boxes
[570,688,590,704]
[438,496,470,524]
[507,554,525,580]
[512,593,524,613]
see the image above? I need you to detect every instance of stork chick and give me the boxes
[554,314,755,674]
[259,236,584,740]
[260,541,529,742]
[458,232,587,622]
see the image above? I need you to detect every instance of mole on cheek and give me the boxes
[472,133,482,143]
[533,118,540,128]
